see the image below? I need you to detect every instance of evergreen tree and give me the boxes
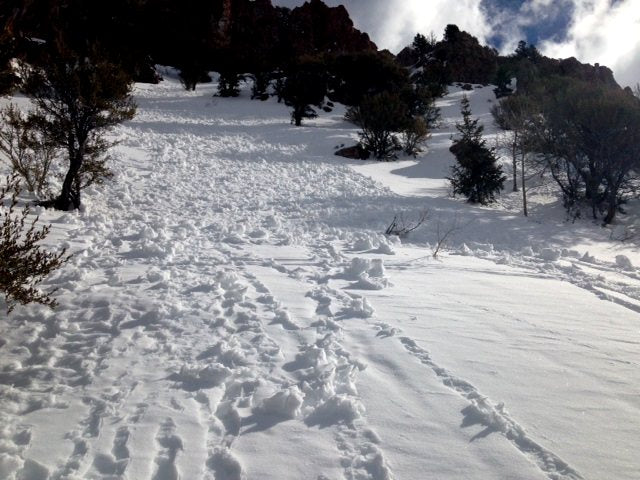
[412,33,432,60]
[250,72,271,101]
[283,57,328,126]
[493,65,513,98]
[217,71,242,97]
[448,96,505,204]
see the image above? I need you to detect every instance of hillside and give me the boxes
[1,75,639,480]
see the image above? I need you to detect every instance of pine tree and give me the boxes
[448,96,505,204]
[217,71,242,97]
[412,33,432,60]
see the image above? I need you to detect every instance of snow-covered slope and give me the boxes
[1,76,639,480]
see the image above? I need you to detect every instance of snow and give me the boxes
[1,75,639,480]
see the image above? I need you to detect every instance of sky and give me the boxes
[273,0,640,88]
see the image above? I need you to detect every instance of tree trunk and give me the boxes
[55,147,83,210]
[521,152,527,217]
[293,106,303,126]
[603,191,618,225]
[512,140,518,192]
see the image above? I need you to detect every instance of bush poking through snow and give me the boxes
[0,176,69,313]
[432,216,461,259]
[385,210,428,237]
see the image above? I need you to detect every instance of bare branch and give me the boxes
[385,210,428,237]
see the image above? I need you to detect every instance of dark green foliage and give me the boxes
[0,34,17,95]
[179,64,211,91]
[328,51,411,106]
[357,92,409,160]
[449,96,505,204]
[251,72,272,101]
[23,41,136,211]
[407,25,497,96]
[283,57,328,126]
[412,33,435,59]
[1,176,69,314]
[400,86,440,128]
[493,65,514,98]
[217,71,242,98]
[417,25,498,87]
[514,40,541,62]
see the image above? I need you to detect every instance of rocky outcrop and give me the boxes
[287,0,377,56]
[396,25,620,89]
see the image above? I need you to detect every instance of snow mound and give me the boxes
[342,258,391,290]
[615,255,634,271]
[305,394,365,428]
[254,386,304,419]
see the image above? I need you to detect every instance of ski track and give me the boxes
[397,336,582,480]
[1,79,639,480]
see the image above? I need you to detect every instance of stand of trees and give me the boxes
[491,74,640,224]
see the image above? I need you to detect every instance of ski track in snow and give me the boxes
[397,336,582,480]
[1,78,639,480]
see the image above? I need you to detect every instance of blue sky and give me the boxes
[274,0,640,88]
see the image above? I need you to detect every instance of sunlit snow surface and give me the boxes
[1,75,639,480]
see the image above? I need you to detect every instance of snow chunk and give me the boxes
[342,297,375,318]
[271,310,300,330]
[373,241,396,255]
[352,236,376,251]
[342,258,390,289]
[615,255,634,271]
[539,248,561,262]
[305,395,365,427]
[254,386,304,419]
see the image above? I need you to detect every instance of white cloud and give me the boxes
[273,0,492,51]
[372,0,492,52]
[539,0,640,87]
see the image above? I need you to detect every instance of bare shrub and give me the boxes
[0,104,59,198]
[385,210,428,237]
[432,216,461,259]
